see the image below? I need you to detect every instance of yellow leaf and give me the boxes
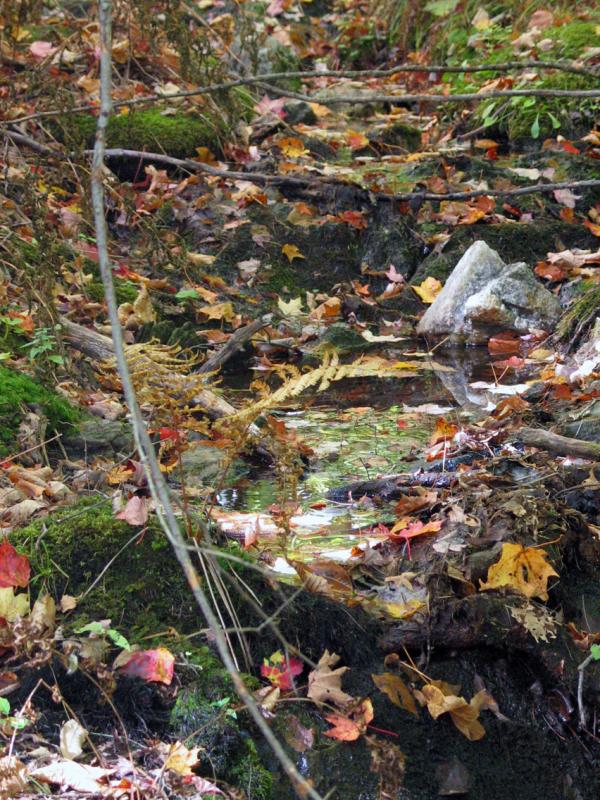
[187,252,216,266]
[163,742,200,776]
[372,673,418,716]
[414,683,485,740]
[278,296,304,316]
[0,587,29,621]
[132,285,155,324]
[479,543,558,601]
[198,301,236,321]
[412,277,442,304]
[278,137,308,158]
[282,244,305,262]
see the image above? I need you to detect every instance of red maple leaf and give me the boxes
[0,540,30,589]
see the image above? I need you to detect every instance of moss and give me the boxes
[11,497,195,640]
[58,109,224,159]
[546,20,600,58]
[170,648,272,800]
[86,278,138,306]
[0,366,80,456]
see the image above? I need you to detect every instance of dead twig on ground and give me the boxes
[5,130,600,204]
[518,428,600,460]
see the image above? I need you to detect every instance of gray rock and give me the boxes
[416,241,561,344]
[63,418,133,455]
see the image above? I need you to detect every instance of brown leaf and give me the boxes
[307,650,353,708]
[372,673,418,716]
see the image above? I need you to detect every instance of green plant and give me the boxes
[75,621,131,650]
[0,698,29,732]
[20,324,64,366]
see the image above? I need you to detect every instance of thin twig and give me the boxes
[5,131,600,204]
[578,652,595,730]
[91,4,323,797]
[4,58,598,124]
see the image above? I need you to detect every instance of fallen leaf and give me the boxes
[414,682,485,740]
[116,496,149,526]
[29,40,57,59]
[0,756,27,798]
[60,719,88,760]
[261,650,303,691]
[278,137,308,158]
[118,647,175,684]
[31,761,113,793]
[282,244,305,262]
[0,588,29,621]
[0,540,30,589]
[413,277,442,304]
[163,741,200,776]
[324,699,373,741]
[372,673,418,715]
[278,296,304,316]
[187,252,216,266]
[307,650,353,708]
[198,301,236,322]
[479,543,558,601]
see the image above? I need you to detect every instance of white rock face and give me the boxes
[416,240,561,343]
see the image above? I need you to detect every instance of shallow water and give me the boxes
[215,346,537,567]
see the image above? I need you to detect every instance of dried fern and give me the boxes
[224,350,421,428]
[101,341,218,429]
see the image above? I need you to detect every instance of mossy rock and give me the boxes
[57,109,224,160]
[368,120,422,152]
[12,498,196,639]
[0,366,80,457]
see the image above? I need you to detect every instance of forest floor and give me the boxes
[1,1,600,798]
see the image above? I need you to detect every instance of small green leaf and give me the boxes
[590,644,600,661]
[531,115,540,139]
[48,355,65,365]
[107,628,130,650]
[0,698,10,716]
[10,717,27,730]
[424,0,459,16]
[547,112,561,129]
[75,621,105,636]
[175,288,200,301]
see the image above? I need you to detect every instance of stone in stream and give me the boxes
[416,240,561,344]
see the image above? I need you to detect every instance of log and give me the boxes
[198,315,271,374]
[518,427,600,461]
[60,317,261,430]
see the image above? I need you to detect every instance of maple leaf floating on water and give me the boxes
[261,650,303,691]
[479,543,558,601]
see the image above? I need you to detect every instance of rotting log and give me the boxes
[518,427,600,461]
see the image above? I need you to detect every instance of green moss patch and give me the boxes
[0,366,80,456]
[59,109,224,160]
[12,498,195,639]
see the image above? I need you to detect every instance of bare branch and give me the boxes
[4,59,597,125]
[90,4,324,797]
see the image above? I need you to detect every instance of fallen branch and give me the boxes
[5,59,597,124]
[518,427,600,460]
[197,314,271,374]
[90,5,322,797]
[6,131,600,204]
[257,82,600,107]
